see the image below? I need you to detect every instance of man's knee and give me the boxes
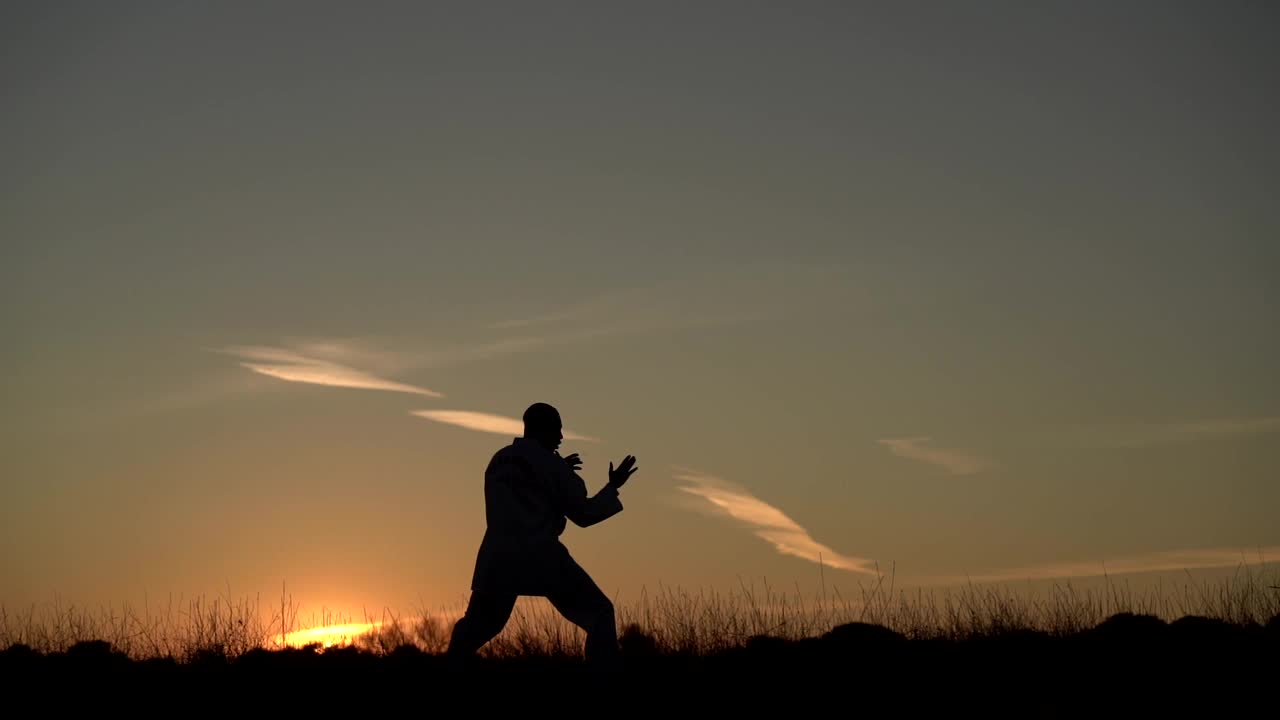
[588,595,615,634]
[448,591,515,651]
[465,606,511,637]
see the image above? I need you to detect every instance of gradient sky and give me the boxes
[3,1,1278,623]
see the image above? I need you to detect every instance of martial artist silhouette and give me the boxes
[446,402,638,662]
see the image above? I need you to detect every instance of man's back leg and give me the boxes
[546,558,618,663]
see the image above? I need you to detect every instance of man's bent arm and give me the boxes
[559,471,623,528]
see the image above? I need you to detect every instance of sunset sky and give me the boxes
[3,2,1277,626]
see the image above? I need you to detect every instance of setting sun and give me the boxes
[278,622,381,649]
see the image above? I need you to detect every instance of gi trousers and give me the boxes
[447,553,618,663]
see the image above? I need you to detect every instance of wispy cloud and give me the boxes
[411,409,597,441]
[673,468,878,574]
[221,346,442,397]
[932,546,1280,585]
[485,293,631,331]
[877,437,990,476]
[480,260,848,344]
[183,263,853,414]
[1070,416,1280,448]
[129,372,281,415]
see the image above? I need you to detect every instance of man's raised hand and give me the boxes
[608,455,638,489]
[562,452,583,472]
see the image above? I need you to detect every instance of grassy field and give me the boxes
[4,563,1277,710]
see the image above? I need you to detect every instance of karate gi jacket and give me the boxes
[469,437,623,595]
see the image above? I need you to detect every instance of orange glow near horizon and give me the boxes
[277,622,381,649]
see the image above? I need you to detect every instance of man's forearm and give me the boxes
[567,484,624,527]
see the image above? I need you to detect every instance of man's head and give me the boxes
[522,402,563,451]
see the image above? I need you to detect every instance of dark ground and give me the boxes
[4,612,1275,715]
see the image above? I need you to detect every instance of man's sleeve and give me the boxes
[558,469,623,528]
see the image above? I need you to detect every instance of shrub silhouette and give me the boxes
[821,620,907,647]
[618,623,659,658]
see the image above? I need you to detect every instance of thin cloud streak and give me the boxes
[933,546,1280,585]
[484,286,654,331]
[203,266,802,409]
[411,409,597,442]
[222,346,442,397]
[1073,416,1280,448]
[480,261,846,349]
[312,315,741,376]
[878,437,990,475]
[128,372,280,416]
[673,468,877,574]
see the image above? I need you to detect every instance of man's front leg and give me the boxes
[447,590,517,658]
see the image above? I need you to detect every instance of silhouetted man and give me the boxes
[446,402,638,662]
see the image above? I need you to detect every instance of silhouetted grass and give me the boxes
[455,559,1280,657]
[4,562,1276,661]
[0,585,297,661]
[4,566,1277,714]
